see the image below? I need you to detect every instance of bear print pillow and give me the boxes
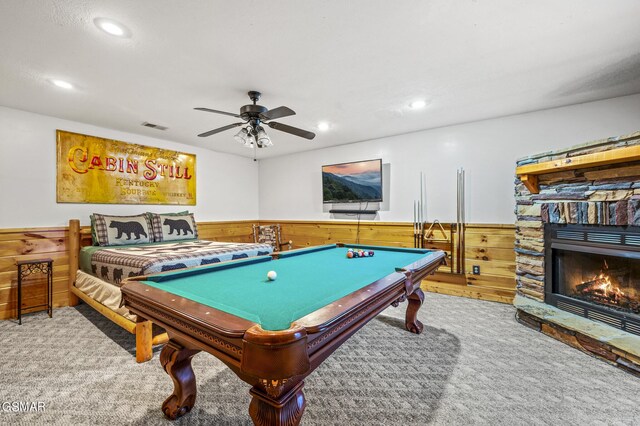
[150,213,198,242]
[92,214,153,246]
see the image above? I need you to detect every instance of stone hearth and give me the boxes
[515,296,640,375]
[514,131,640,375]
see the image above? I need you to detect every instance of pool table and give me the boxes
[121,243,445,425]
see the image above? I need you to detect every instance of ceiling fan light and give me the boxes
[234,128,249,144]
[194,92,314,145]
[256,127,271,147]
[261,135,273,147]
[244,134,256,148]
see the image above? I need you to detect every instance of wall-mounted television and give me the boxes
[322,159,382,203]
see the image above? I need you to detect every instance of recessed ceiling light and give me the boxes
[409,100,427,109]
[94,18,131,38]
[317,122,330,131]
[50,79,74,90]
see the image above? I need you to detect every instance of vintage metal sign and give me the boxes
[56,130,196,205]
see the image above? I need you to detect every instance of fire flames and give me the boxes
[585,273,624,299]
[575,259,638,313]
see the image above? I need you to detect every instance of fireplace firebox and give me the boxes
[545,224,640,336]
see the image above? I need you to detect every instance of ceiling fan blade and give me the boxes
[267,121,316,140]
[260,106,296,121]
[197,122,244,137]
[194,107,241,118]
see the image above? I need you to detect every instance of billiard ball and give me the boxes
[363,251,369,257]
[369,250,374,256]
[347,251,354,258]
[353,252,359,258]
[267,270,277,281]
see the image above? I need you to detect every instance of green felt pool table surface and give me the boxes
[138,244,436,331]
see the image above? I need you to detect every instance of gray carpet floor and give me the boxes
[1,293,638,425]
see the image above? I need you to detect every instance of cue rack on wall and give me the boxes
[413,168,466,275]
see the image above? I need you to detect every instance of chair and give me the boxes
[252,224,292,252]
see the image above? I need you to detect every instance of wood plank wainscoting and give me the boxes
[260,220,516,304]
[0,226,69,320]
[0,221,256,320]
[0,220,515,320]
[439,224,516,304]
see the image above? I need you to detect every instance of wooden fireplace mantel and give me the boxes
[516,144,640,194]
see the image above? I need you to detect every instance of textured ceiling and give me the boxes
[1,0,639,159]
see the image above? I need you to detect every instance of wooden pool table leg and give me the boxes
[405,287,425,334]
[249,379,306,426]
[160,340,201,420]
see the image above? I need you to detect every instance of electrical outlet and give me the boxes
[472,265,480,275]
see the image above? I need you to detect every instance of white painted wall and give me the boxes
[3,94,640,229]
[258,94,640,224]
[0,107,259,228]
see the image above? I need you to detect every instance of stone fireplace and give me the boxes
[514,131,640,375]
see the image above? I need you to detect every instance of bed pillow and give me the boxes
[89,214,100,246]
[145,210,190,225]
[92,213,153,246]
[150,213,198,242]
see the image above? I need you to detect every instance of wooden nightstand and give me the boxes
[16,258,53,325]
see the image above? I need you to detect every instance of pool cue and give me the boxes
[418,201,422,248]
[456,170,460,273]
[456,168,466,274]
[415,200,419,248]
[460,168,466,273]
[413,200,417,248]
[413,200,420,248]
[420,172,427,248]
[420,172,424,248]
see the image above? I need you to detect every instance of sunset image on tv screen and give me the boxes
[322,159,382,202]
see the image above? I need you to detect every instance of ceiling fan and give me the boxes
[194,91,316,148]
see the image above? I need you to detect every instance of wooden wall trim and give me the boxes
[0,225,68,234]
[260,219,514,229]
[0,218,515,320]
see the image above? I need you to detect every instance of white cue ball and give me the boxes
[267,270,277,281]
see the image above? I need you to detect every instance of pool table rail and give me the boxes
[121,281,254,371]
[121,280,257,336]
[300,250,445,361]
[295,249,445,332]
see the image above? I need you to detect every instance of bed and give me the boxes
[67,219,273,362]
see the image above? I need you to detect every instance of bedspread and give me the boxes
[80,240,273,286]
